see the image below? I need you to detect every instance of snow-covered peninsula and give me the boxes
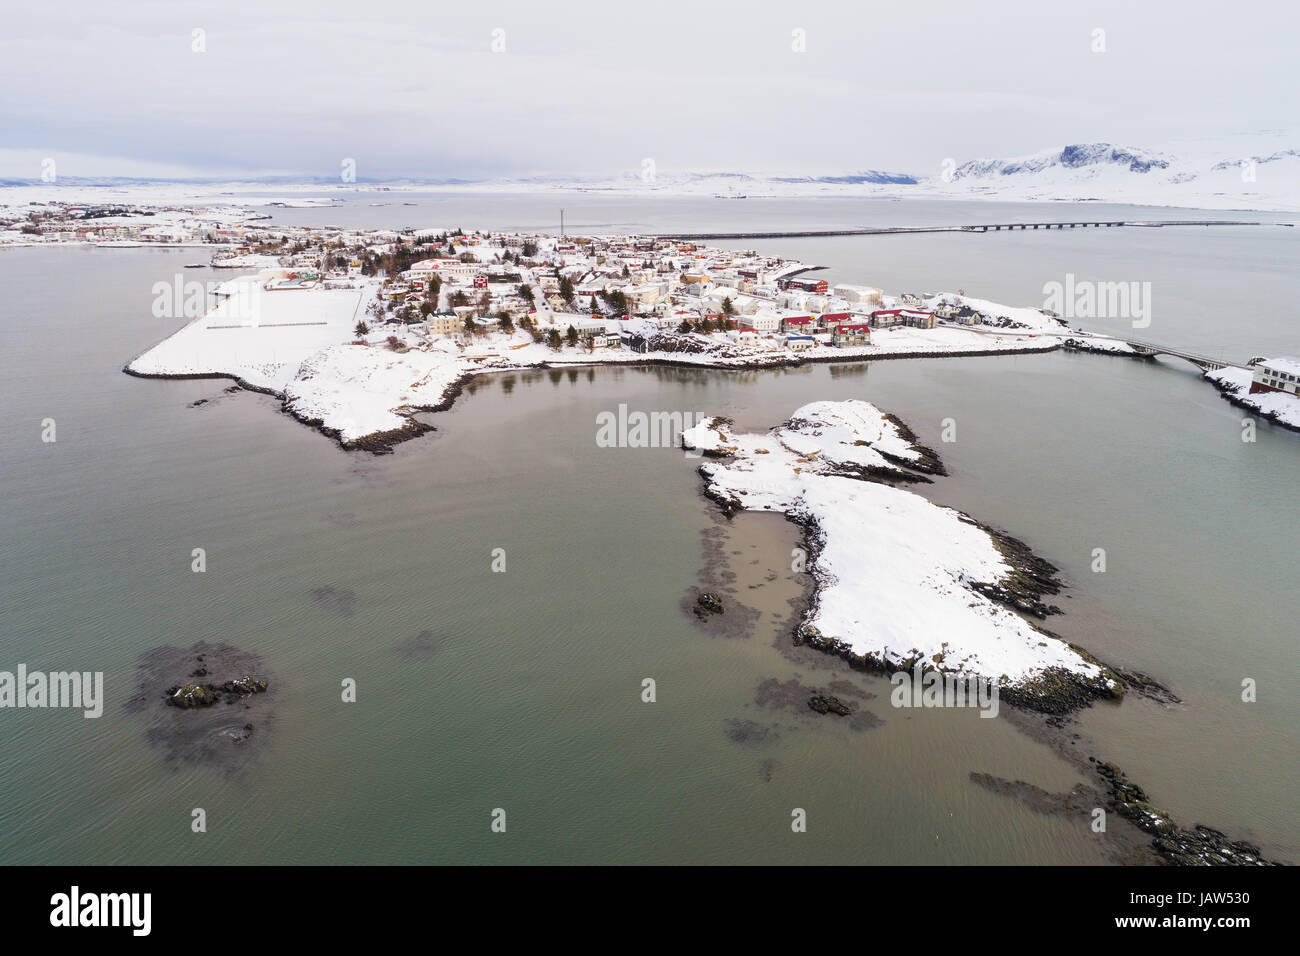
[682,401,1123,712]
[118,225,1072,451]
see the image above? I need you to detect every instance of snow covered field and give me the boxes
[126,277,378,396]
[682,403,1120,702]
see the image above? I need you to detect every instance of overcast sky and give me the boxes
[1,0,1295,181]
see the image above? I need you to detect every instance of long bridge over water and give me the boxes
[1070,336,1247,372]
[1120,338,1246,372]
[654,220,1272,241]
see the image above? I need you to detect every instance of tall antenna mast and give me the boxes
[560,209,564,237]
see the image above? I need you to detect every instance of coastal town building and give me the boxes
[778,276,829,294]
[832,323,872,347]
[1249,358,1300,396]
[425,312,461,336]
[870,308,936,329]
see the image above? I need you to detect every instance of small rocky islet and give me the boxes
[128,642,275,769]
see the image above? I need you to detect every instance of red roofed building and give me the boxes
[781,315,817,332]
[832,323,872,347]
[779,277,829,294]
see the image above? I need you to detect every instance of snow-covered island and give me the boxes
[682,401,1123,713]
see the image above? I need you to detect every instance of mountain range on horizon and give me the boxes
[3,132,1297,213]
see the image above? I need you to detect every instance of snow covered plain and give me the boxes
[682,402,1121,709]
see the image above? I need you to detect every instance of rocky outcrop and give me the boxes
[807,694,853,716]
[164,675,268,708]
[693,592,725,617]
[1094,760,1277,865]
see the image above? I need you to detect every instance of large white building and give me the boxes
[1250,357,1300,397]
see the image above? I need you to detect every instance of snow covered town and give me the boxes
[5,199,1297,444]
[0,199,1067,356]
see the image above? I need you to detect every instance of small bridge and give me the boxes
[1122,338,1243,372]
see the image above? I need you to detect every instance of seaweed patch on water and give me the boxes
[754,676,883,732]
[827,678,875,701]
[395,629,449,659]
[125,642,276,772]
[321,512,360,528]
[724,718,778,747]
[310,585,357,616]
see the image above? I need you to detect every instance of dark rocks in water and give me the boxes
[164,683,217,708]
[220,676,268,696]
[998,664,1121,716]
[1110,667,1181,705]
[131,642,276,771]
[807,694,853,716]
[755,677,882,731]
[694,592,725,617]
[189,398,209,407]
[164,675,267,708]
[879,413,948,477]
[960,516,1064,619]
[1095,760,1278,866]
[971,581,1062,619]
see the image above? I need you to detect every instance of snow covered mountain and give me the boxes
[948,143,1172,180]
[925,133,1299,211]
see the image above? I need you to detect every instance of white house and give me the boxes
[1250,357,1300,397]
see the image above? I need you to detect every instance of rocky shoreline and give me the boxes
[1093,759,1278,865]
[1061,337,1141,359]
[1205,371,1300,434]
[975,702,1286,866]
[787,506,1124,716]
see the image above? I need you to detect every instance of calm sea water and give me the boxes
[0,198,1296,864]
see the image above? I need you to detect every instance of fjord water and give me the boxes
[0,199,1296,864]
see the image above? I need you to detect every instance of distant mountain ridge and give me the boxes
[3,133,1295,212]
[950,143,1171,180]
